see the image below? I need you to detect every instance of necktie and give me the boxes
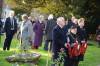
[11,18,14,30]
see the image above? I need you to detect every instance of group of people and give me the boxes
[3,11,45,51]
[1,10,88,66]
[52,16,87,66]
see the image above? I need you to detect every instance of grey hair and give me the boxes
[21,14,28,20]
[57,17,64,23]
[48,14,53,20]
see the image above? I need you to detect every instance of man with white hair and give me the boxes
[3,10,17,51]
[52,17,69,66]
[48,14,54,20]
[44,14,56,51]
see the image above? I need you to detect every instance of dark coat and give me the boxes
[67,32,80,62]
[77,27,88,61]
[4,17,17,33]
[67,32,79,45]
[63,25,69,34]
[52,25,70,66]
[45,19,56,40]
[52,25,67,53]
[77,26,87,42]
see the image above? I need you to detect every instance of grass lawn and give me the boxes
[0,35,100,66]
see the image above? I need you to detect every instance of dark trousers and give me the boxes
[44,40,52,51]
[3,30,15,50]
[64,56,70,66]
[78,54,84,61]
[69,57,79,66]
[51,52,59,66]
[70,61,79,66]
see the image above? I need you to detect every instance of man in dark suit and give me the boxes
[44,14,56,51]
[3,11,17,51]
[52,17,69,66]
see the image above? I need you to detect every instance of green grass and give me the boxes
[0,35,100,66]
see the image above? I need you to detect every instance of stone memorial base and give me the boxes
[5,53,41,66]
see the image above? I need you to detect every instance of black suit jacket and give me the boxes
[52,25,67,53]
[4,17,17,33]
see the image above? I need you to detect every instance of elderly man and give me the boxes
[44,14,56,51]
[52,17,69,66]
[3,11,18,51]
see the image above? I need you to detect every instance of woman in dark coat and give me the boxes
[66,25,80,66]
[77,18,87,61]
